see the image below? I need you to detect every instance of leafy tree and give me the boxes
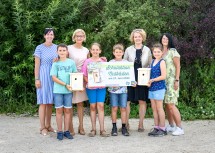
[0,0,214,119]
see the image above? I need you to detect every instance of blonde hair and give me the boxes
[90,42,101,50]
[129,29,147,43]
[152,43,163,51]
[113,44,124,52]
[72,29,86,42]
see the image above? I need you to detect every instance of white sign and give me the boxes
[87,62,135,87]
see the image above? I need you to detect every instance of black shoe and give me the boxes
[148,128,159,136]
[154,129,167,137]
[64,131,74,139]
[111,126,118,136]
[122,127,129,136]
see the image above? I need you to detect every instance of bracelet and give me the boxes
[65,84,67,87]
[35,78,40,81]
[175,79,179,82]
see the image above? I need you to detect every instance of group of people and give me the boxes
[34,28,184,141]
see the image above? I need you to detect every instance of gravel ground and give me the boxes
[0,114,215,153]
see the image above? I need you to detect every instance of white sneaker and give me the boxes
[172,127,184,136]
[166,125,176,132]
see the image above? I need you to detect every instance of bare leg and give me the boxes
[68,107,75,135]
[90,103,97,131]
[165,104,174,125]
[111,106,118,123]
[126,101,130,126]
[120,107,127,124]
[150,100,159,126]
[39,104,46,129]
[156,100,165,127]
[45,104,53,128]
[64,108,71,131]
[77,102,85,133]
[39,104,48,135]
[167,104,182,127]
[56,108,63,131]
[97,102,105,131]
[138,100,147,129]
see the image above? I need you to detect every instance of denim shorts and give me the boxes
[86,88,106,104]
[109,93,127,108]
[148,89,166,100]
[53,93,72,108]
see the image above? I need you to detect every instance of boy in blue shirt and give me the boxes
[50,44,77,140]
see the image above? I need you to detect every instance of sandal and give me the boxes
[138,127,145,132]
[100,130,110,137]
[46,126,57,133]
[40,127,48,136]
[78,127,86,135]
[88,130,96,137]
[69,127,75,136]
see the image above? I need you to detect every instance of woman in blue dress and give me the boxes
[34,28,58,136]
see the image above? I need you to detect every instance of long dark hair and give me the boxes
[159,33,175,48]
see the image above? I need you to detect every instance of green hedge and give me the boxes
[0,0,214,120]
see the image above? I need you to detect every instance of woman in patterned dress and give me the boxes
[34,28,58,136]
[124,29,152,132]
[68,29,89,135]
[160,33,184,136]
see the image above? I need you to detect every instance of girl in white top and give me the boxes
[68,29,89,136]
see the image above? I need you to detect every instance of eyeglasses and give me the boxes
[75,35,85,38]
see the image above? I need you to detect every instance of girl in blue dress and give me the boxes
[34,28,58,136]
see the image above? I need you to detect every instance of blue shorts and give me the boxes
[148,89,166,100]
[86,88,106,104]
[54,93,72,108]
[110,93,127,108]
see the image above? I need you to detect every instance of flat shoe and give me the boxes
[100,130,110,137]
[78,127,85,135]
[46,126,57,133]
[88,130,96,137]
[40,128,48,136]
[69,128,75,136]
[138,127,145,132]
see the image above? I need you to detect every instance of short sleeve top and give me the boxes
[82,58,105,89]
[163,48,180,79]
[50,58,77,94]
[68,45,89,72]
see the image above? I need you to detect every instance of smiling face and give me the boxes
[57,46,68,59]
[153,47,163,59]
[74,31,85,44]
[161,35,169,47]
[44,31,54,43]
[90,44,101,58]
[133,32,143,45]
[113,49,124,60]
